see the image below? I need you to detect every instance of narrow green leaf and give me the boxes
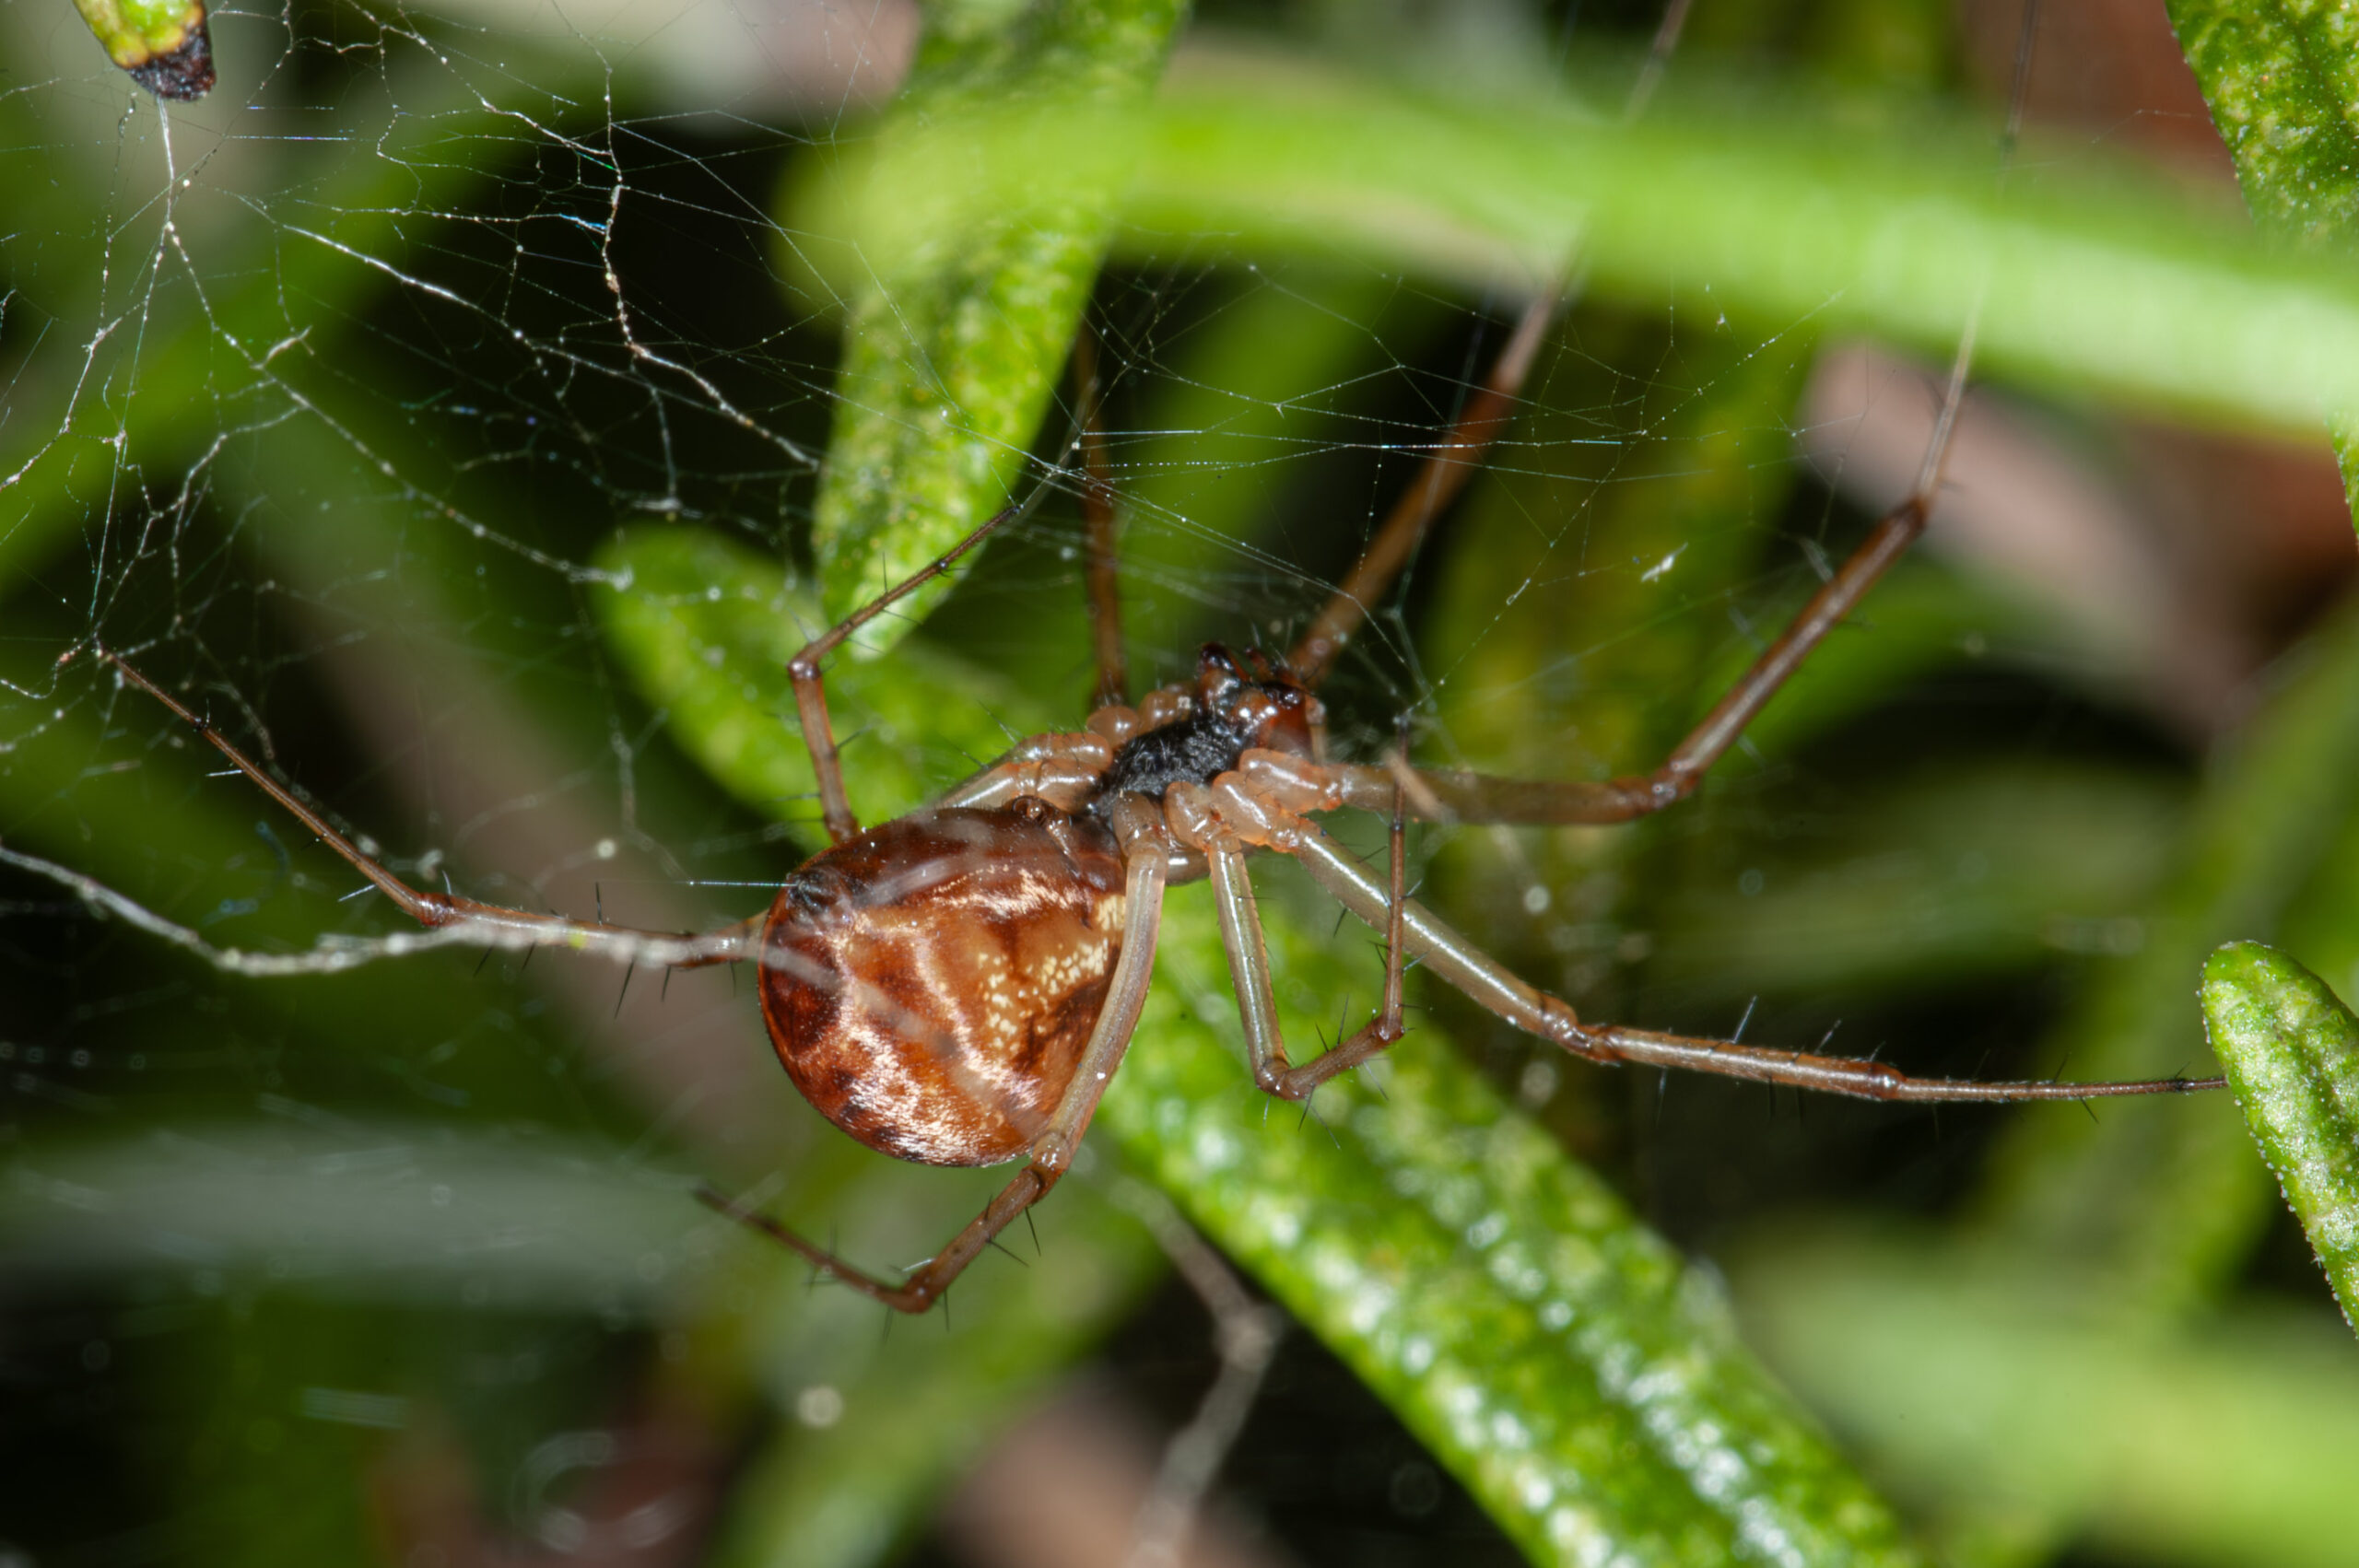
[0,1124,711,1309]
[2201,941,2359,1331]
[595,525,1925,1568]
[2165,2,2359,251]
[806,0,1188,645]
[817,53,2359,439]
[2165,0,2359,512]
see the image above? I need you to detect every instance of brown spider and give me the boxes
[96,307,2224,1316]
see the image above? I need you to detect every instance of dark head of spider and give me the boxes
[1092,645,1311,807]
[756,644,1309,1170]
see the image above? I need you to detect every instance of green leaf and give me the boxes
[2165,0,2359,511]
[806,0,1189,646]
[2165,1,2359,251]
[594,525,1926,1568]
[2200,941,2359,1332]
[816,53,2359,439]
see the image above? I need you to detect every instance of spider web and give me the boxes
[0,2,2324,1564]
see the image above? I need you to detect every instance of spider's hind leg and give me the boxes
[696,1169,1053,1315]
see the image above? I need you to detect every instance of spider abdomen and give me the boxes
[757,807,1128,1166]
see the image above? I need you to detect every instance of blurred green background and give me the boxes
[6,1,2359,1565]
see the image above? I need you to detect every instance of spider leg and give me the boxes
[703,810,1171,1313]
[697,1169,1050,1316]
[932,730,1114,813]
[1275,813,2224,1105]
[1312,336,1984,826]
[1288,295,1555,687]
[1206,760,1408,1100]
[1311,479,1940,825]
[789,488,1048,844]
[104,654,757,969]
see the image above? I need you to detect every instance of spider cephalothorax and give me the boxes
[1095,644,1315,810]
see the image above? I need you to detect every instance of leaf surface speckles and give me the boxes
[2201,941,2359,1332]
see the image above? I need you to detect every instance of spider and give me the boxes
[89,298,2228,1316]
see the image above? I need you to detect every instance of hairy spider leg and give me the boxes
[1188,790,2225,1105]
[1286,293,1557,688]
[704,795,1174,1312]
[1282,0,1702,689]
[1303,334,1978,829]
[103,653,757,969]
[788,483,1054,845]
[1207,734,1409,1099]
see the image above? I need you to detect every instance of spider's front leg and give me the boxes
[102,654,759,971]
[1168,755,1418,1101]
[1172,748,2226,1106]
[789,493,1043,844]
